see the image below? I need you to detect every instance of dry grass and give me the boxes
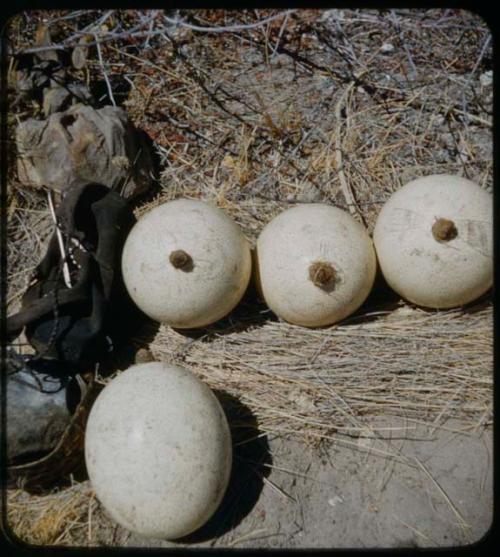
[147,301,492,443]
[7,484,94,546]
[5,8,493,547]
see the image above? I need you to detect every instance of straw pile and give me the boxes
[6,8,492,547]
[148,302,493,442]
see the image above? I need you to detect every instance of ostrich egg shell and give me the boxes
[256,204,377,327]
[85,362,232,540]
[121,198,252,328]
[373,174,493,308]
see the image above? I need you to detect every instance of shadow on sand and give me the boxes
[175,390,272,544]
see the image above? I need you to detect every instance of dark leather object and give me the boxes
[7,366,72,464]
[6,369,102,492]
[6,183,136,373]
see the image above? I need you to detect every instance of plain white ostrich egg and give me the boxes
[84,362,232,540]
[255,204,377,327]
[121,199,252,328]
[373,174,493,308]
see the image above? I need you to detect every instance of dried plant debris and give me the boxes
[147,302,492,442]
[5,8,492,548]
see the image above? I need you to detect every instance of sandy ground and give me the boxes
[80,417,492,550]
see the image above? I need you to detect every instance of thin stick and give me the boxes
[17,11,295,56]
[47,191,72,288]
[393,515,439,546]
[389,10,418,78]
[87,494,94,545]
[466,34,492,85]
[270,11,290,59]
[228,527,271,547]
[164,10,296,34]
[262,476,296,502]
[334,82,366,225]
[80,10,115,34]
[414,457,471,535]
[428,385,464,436]
[94,33,116,107]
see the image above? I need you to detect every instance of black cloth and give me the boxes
[6,183,135,373]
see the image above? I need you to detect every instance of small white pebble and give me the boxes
[380,42,395,54]
[328,495,344,507]
[480,70,493,88]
